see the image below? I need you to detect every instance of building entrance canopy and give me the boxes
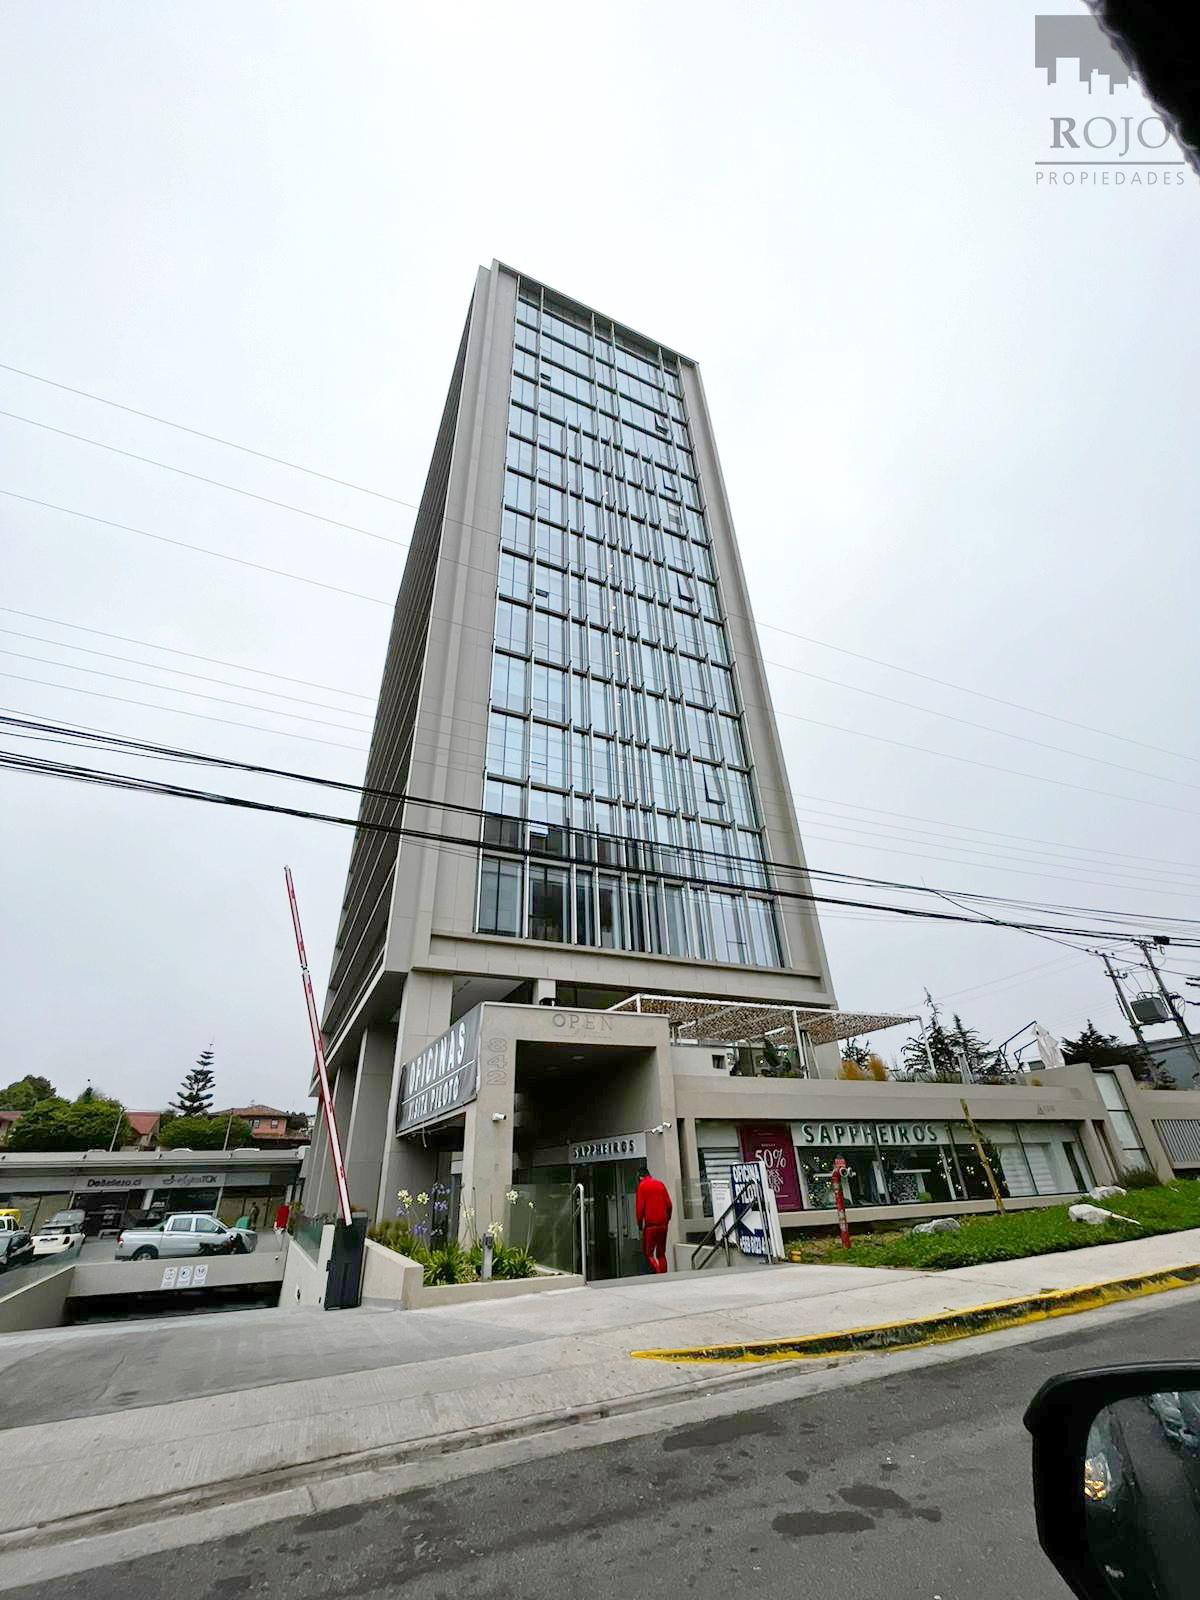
[608,994,916,1051]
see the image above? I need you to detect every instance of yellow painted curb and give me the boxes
[631,1262,1200,1364]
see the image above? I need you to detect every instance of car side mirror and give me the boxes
[1025,1364,1200,1599]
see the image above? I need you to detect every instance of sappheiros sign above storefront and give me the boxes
[569,1133,647,1164]
[797,1121,946,1148]
[397,1012,482,1134]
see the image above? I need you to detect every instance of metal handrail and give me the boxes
[689,1180,761,1271]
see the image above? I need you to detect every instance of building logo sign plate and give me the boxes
[78,1172,223,1191]
[397,1012,482,1135]
[569,1133,647,1164]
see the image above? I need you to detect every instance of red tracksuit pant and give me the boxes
[642,1224,669,1274]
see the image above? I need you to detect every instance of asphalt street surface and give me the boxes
[19,1297,1200,1600]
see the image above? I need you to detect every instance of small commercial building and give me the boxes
[0,1148,304,1234]
[305,992,1200,1278]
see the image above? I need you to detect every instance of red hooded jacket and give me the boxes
[635,1174,673,1228]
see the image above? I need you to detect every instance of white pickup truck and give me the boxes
[115,1213,257,1261]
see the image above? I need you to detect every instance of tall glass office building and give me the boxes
[309,263,847,1253]
[482,286,782,969]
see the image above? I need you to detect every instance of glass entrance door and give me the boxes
[574,1160,643,1279]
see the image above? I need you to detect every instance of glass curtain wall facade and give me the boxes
[479,284,785,968]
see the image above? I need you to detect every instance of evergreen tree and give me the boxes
[171,1047,216,1117]
[1062,1020,1156,1083]
[840,1037,872,1069]
[901,997,994,1083]
[947,1013,996,1079]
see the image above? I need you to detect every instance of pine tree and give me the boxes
[171,1047,216,1117]
[947,1013,996,1079]
[840,1037,871,1069]
[901,997,994,1083]
[1062,1020,1156,1083]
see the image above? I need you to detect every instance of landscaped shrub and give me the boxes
[468,1240,538,1280]
[1117,1164,1161,1190]
[368,1219,429,1263]
[422,1240,477,1285]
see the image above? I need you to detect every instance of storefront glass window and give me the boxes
[878,1148,957,1205]
[795,1150,885,1209]
[947,1125,1011,1201]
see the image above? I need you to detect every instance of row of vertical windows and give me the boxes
[469,287,785,970]
[478,855,781,966]
[484,720,757,825]
[489,663,746,760]
[482,777,768,887]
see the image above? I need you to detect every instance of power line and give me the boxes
[12,595,1192,880]
[14,685,1195,927]
[771,706,1200,821]
[5,742,1196,947]
[801,827,1200,903]
[0,680,369,754]
[761,654,1200,794]
[789,789,1200,876]
[796,811,1200,893]
[5,356,1192,773]
[933,953,1086,1004]
[11,482,1200,825]
[752,620,1200,770]
[10,476,1198,820]
[0,633,373,720]
[8,627,1200,917]
[0,607,375,700]
[4,711,1198,939]
[0,360,412,505]
[0,408,407,548]
[790,801,1200,885]
[1,488,393,606]
[0,651,372,733]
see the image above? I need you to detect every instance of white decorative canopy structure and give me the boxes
[607,993,916,1049]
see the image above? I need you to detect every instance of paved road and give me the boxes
[20,1296,1200,1600]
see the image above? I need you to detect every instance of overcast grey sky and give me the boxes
[2,1,1197,1112]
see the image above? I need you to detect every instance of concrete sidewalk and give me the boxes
[2,1228,1198,1550]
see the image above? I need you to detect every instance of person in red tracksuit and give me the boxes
[635,1167,672,1274]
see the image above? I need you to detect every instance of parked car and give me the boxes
[0,1219,34,1272]
[115,1213,257,1261]
[31,1221,85,1258]
[45,1209,86,1230]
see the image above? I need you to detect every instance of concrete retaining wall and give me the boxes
[405,1270,584,1308]
[71,1244,288,1298]
[0,1263,74,1332]
[360,1238,582,1309]
[360,1238,424,1307]
[280,1225,334,1309]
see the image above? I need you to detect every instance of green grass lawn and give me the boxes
[783,1181,1200,1271]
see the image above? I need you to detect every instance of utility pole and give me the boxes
[1099,952,1149,1051]
[1138,940,1200,1077]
